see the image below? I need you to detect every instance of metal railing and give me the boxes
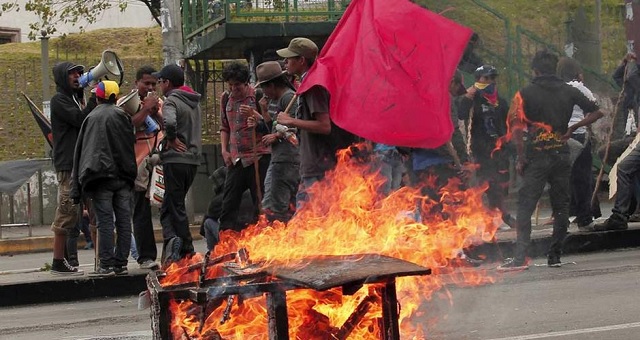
[182,0,349,40]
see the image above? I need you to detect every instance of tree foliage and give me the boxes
[0,0,161,40]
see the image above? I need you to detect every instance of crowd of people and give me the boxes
[47,34,640,276]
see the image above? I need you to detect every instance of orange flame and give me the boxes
[493,91,554,156]
[162,145,502,338]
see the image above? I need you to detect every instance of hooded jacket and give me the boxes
[50,62,97,172]
[161,86,202,165]
[70,103,137,201]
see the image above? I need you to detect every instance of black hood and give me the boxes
[53,62,79,95]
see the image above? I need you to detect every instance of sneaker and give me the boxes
[594,215,628,231]
[88,266,116,277]
[163,237,183,265]
[577,221,595,232]
[502,214,517,229]
[497,258,529,272]
[51,259,84,276]
[113,266,128,276]
[67,258,80,268]
[84,241,94,250]
[139,259,159,270]
[628,213,640,222]
[548,255,562,268]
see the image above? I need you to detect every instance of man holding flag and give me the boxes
[276,37,352,209]
[275,0,473,210]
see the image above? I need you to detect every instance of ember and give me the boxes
[149,146,500,339]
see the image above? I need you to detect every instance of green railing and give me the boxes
[182,0,349,40]
[514,25,619,93]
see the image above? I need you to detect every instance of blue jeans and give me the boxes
[296,176,323,211]
[376,151,404,195]
[202,217,220,251]
[86,179,133,268]
[262,162,299,222]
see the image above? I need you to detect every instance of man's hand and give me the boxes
[262,133,278,146]
[141,93,159,114]
[258,97,268,115]
[247,116,257,129]
[166,138,187,153]
[561,125,577,142]
[464,85,477,99]
[221,150,233,167]
[276,112,294,126]
[625,52,637,63]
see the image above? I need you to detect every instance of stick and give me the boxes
[446,141,462,169]
[251,129,263,213]
[591,63,629,207]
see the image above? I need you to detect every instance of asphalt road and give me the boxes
[1,248,639,340]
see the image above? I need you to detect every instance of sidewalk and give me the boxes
[2,199,640,307]
[0,214,206,255]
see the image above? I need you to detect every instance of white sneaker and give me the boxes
[139,259,159,269]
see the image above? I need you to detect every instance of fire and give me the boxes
[493,91,554,156]
[160,144,502,339]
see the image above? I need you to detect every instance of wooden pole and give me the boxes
[591,63,629,207]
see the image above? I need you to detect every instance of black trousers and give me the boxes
[219,155,270,231]
[160,163,197,255]
[132,190,157,263]
[515,149,571,261]
[569,134,600,225]
[612,143,640,218]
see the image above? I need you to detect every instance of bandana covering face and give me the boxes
[475,82,498,107]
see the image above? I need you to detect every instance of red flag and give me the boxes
[298,0,472,148]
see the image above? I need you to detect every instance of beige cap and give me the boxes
[277,37,319,60]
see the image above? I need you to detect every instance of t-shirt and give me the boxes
[297,85,335,178]
[566,80,596,135]
[268,89,300,163]
[517,75,599,151]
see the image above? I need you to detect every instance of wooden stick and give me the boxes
[591,63,629,207]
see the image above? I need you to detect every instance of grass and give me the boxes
[0,27,163,161]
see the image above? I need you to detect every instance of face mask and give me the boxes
[475,82,496,94]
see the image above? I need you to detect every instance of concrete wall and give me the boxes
[0,144,224,228]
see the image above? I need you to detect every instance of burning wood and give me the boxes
[146,149,501,339]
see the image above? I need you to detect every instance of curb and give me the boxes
[0,272,149,307]
[471,228,640,261]
[2,228,639,307]
[0,225,203,256]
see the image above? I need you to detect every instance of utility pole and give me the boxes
[40,30,51,156]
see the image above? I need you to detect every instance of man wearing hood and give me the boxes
[153,64,202,265]
[497,51,603,271]
[49,61,97,275]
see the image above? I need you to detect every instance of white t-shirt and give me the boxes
[567,80,597,135]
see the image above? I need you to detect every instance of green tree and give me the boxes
[0,0,161,40]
